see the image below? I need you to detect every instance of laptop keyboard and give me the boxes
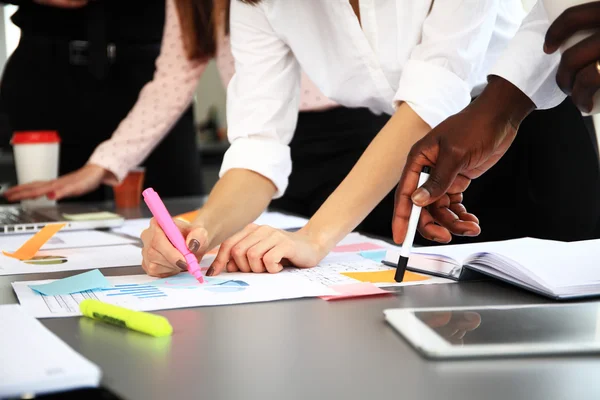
[0,207,46,225]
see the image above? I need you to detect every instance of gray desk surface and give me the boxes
[1,198,600,400]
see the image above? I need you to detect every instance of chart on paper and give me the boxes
[13,272,336,318]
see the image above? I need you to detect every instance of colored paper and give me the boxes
[2,223,66,260]
[320,282,390,301]
[359,250,386,263]
[29,269,110,296]
[332,242,384,253]
[341,269,430,284]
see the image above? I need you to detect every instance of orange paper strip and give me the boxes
[2,223,66,260]
[174,210,198,223]
[340,269,429,284]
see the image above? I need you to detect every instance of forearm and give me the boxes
[194,169,276,248]
[476,75,536,128]
[303,103,431,252]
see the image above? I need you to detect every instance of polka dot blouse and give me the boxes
[88,0,337,182]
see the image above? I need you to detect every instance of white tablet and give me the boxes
[384,303,600,359]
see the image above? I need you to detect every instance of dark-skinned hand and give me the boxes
[392,76,535,244]
[544,1,600,113]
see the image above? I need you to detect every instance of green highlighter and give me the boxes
[79,299,173,337]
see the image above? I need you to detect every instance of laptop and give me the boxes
[0,204,124,235]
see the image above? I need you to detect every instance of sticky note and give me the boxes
[341,269,430,284]
[29,269,110,296]
[63,212,121,221]
[2,223,66,260]
[321,282,391,301]
[332,242,384,253]
[174,210,198,223]
[359,250,387,263]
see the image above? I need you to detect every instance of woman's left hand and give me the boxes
[206,224,325,276]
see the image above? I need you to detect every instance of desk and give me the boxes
[1,198,600,400]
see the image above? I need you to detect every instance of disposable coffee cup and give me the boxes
[11,131,60,208]
[543,0,600,114]
[113,167,145,209]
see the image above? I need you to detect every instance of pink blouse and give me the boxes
[88,0,336,182]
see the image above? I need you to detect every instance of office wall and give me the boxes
[193,60,227,129]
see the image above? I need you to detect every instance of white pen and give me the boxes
[394,166,431,282]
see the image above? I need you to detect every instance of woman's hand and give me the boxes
[4,164,113,202]
[206,224,326,276]
[544,2,600,113]
[141,218,210,278]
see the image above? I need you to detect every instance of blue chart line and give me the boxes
[101,284,168,299]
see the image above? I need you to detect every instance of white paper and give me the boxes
[13,271,337,318]
[110,218,151,239]
[1,230,136,252]
[0,305,101,398]
[0,244,142,276]
[254,211,308,229]
[110,212,307,240]
[13,247,452,319]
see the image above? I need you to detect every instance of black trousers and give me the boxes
[0,35,204,202]
[273,100,600,243]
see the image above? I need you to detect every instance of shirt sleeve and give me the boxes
[394,0,499,128]
[87,0,207,182]
[488,1,565,109]
[221,0,301,199]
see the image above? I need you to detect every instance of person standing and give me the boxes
[0,0,204,201]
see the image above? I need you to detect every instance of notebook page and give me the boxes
[467,239,600,295]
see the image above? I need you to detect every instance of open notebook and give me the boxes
[383,238,600,300]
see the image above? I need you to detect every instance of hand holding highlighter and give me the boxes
[142,188,204,283]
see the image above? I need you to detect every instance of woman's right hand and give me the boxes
[140,218,210,278]
[3,164,112,202]
[33,0,88,8]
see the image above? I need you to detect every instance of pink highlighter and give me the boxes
[142,188,204,283]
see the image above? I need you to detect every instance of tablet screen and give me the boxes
[413,303,600,346]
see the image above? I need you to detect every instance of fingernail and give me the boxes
[412,188,430,205]
[176,260,188,271]
[188,239,200,253]
[464,231,479,237]
[206,266,215,276]
[47,192,56,200]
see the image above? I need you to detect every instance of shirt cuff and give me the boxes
[219,137,292,199]
[394,60,472,128]
[489,40,566,110]
[88,150,129,184]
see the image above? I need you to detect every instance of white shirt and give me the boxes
[222,0,526,198]
[490,1,565,109]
